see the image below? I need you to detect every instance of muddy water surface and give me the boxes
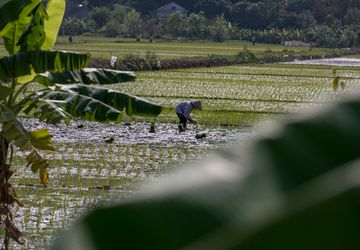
[289,57,360,67]
[13,119,252,249]
[22,118,251,148]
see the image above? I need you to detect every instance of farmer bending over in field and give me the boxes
[175,100,202,131]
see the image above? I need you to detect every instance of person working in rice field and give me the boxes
[175,100,202,131]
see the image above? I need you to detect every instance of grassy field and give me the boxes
[9,61,360,249]
[0,35,334,60]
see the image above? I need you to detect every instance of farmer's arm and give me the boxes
[188,116,196,123]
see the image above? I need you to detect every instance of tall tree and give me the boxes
[123,9,143,37]
[186,12,208,39]
[90,6,111,28]
[162,12,187,38]
[210,14,232,42]
[194,0,233,19]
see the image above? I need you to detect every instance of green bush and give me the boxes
[236,49,257,63]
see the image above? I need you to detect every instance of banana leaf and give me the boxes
[35,68,136,86]
[0,103,52,185]
[41,0,65,50]
[23,97,72,125]
[3,0,64,53]
[26,149,49,185]
[41,90,125,123]
[3,15,31,54]
[0,0,40,36]
[16,3,47,51]
[227,160,360,250]
[59,85,163,117]
[0,50,89,80]
[0,85,11,101]
[52,95,360,250]
[0,103,54,151]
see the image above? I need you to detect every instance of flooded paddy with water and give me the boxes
[10,58,360,249]
[13,119,251,249]
[289,57,360,67]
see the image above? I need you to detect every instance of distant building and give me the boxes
[155,2,188,20]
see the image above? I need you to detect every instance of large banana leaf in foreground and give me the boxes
[0,0,40,36]
[3,14,31,54]
[35,68,136,86]
[41,0,66,50]
[0,51,89,80]
[53,94,360,250]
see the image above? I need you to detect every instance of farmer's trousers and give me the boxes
[176,113,187,128]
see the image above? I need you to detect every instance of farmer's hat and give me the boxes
[191,100,202,110]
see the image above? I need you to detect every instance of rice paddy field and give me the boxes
[0,36,334,60]
[7,54,360,248]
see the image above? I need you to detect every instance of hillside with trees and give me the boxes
[61,0,360,48]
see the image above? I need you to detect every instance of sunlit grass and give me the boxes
[51,36,331,60]
[0,35,355,60]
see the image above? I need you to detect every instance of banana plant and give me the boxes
[0,0,162,248]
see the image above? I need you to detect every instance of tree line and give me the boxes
[83,0,360,28]
[60,0,360,48]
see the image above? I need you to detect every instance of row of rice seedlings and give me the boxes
[13,143,207,186]
[111,76,337,104]
[9,135,225,247]
[127,66,360,106]
[139,70,353,86]
[268,63,360,73]
[117,70,360,126]
[10,141,211,248]
[12,186,115,249]
[138,71,326,87]
[178,65,360,78]
[147,97,323,114]
[195,110,277,127]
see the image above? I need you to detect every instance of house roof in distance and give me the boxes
[156,2,188,12]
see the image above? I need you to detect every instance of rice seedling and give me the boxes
[8,61,360,249]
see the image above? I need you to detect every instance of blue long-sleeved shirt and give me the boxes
[175,101,194,120]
